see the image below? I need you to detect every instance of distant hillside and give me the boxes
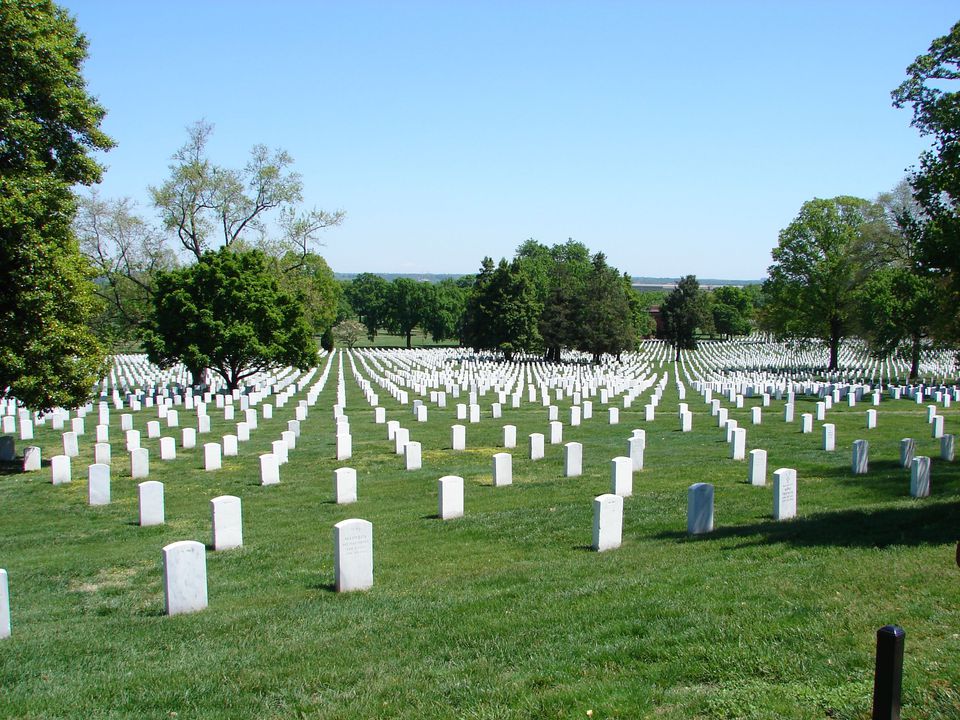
[335,272,763,287]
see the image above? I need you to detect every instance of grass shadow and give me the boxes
[654,499,960,550]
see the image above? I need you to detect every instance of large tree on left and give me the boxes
[0,0,114,410]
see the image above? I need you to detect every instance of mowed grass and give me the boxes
[0,355,958,720]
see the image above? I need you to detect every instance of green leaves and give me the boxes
[0,1,113,410]
[145,248,315,390]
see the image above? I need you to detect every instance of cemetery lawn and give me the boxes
[1,358,958,719]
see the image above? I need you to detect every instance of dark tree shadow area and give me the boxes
[657,499,960,550]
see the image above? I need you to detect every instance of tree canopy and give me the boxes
[661,275,711,361]
[142,248,316,391]
[761,197,878,370]
[892,19,960,342]
[0,0,113,410]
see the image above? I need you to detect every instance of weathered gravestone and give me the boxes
[333,519,374,592]
[0,569,9,639]
[610,456,632,497]
[438,475,464,520]
[687,483,714,535]
[493,452,513,486]
[852,439,869,475]
[22,446,40,472]
[210,495,243,550]
[773,468,797,520]
[748,448,767,486]
[88,463,110,505]
[139,481,164,526]
[910,456,931,498]
[564,442,583,477]
[162,540,208,615]
[592,493,624,552]
[900,438,916,469]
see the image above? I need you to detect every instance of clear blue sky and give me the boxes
[61,1,958,280]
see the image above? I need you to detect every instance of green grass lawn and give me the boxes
[0,353,957,719]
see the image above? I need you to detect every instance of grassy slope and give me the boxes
[0,354,957,720]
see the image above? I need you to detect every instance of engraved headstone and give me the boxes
[592,493,623,552]
[333,519,373,592]
[162,540,208,615]
[773,468,797,520]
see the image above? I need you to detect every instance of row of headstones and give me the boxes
[850,436,955,496]
[164,516,374,616]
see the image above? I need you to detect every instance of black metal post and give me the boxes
[872,625,905,720]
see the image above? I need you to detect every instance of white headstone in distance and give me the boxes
[549,421,563,445]
[451,424,466,451]
[125,429,141,452]
[204,442,222,471]
[493,452,513,487]
[139,480,164,526]
[910,456,931,498]
[900,438,916,469]
[932,415,945,439]
[801,414,813,434]
[162,540,208,615]
[608,407,619,425]
[687,483,714,535]
[211,495,243,550]
[564,442,583,477]
[19,419,33,441]
[592,493,624,552]
[121,413,133,431]
[942,434,956,462]
[271,439,288,465]
[281,430,296,451]
[469,404,480,423]
[336,431,352,461]
[182,427,197,449]
[394,428,409,455]
[160,436,176,460]
[130,447,149,479]
[583,401,593,419]
[773,468,797,520]
[784,403,794,422]
[628,436,644,471]
[822,423,836,452]
[88,463,111,505]
[334,467,357,504]
[610,456,632,497]
[22,445,41,472]
[730,428,746,460]
[404,441,422,471]
[748,448,767,486]
[852,439,869,475]
[644,404,655,421]
[529,432,545,460]
[815,402,826,421]
[751,407,762,425]
[503,424,517,448]
[147,420,161,439]
[438,475,464,520]
[866,409,877,429]
[260,453,280,485]
[333,518,373,592]
[374,407,386,424]
[62,431,79,458]
[166,410,179,427]
[51,454,71,485]
[95,423,109,443]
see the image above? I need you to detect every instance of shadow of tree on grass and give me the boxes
[657,499,960,550]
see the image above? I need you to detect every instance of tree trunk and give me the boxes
[828,318,842,371]
[406,330,412,349]
[674,345,681,362]
[910,334,922,381]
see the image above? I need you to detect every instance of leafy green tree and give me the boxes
[533,240,591,361]
[422,278,467,343]
[385,277,428,348]
[143,248,315,391]
[761,197,878,370]
[892,20,960,341]
[346,273,389,340]
[271,252,340,336]
[710,285,754,339]
[661,275,711,361]
[578,254,637,361]
[0,0,114,410]
[462,258,541,360]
